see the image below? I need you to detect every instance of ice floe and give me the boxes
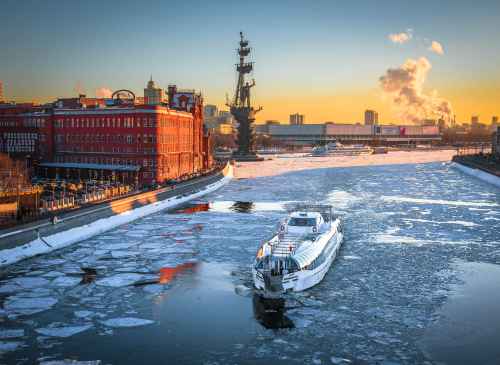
[0,329,24,339]
[40,359,101,364]
[51,276,82,287]
[0,340,23,353]
[101,317,154,328]
[95,273,144,287]
[35,325,92,338]
[4,297,58,315]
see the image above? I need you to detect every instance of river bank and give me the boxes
[0,165,232,267]
[234,150,456,178]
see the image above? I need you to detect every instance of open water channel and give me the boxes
[0,161,499,364]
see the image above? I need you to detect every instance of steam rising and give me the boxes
[95,87,113,98]
[379,57,452,123]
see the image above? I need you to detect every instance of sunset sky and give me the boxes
[1,0,499,124]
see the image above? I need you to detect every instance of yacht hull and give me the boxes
[253,229,343,294]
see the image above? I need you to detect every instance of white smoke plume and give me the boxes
[379,57,452,123]
[429,40,444,55]
[95,87,113,98]
[388,31,412,44]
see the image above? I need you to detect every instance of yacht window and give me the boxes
[288,217,316,227]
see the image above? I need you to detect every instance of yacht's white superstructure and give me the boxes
[252,204,344,295]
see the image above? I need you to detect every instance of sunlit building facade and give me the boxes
[0,84,213,187]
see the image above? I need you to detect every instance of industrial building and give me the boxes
[255,123,441,146]
[0,80,213,187]
[289,113,305,125]
[494,126,500,157]
[364,110,379,125]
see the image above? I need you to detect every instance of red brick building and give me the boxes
[0,84,214,187]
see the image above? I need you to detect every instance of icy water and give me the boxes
[1,162,500,364]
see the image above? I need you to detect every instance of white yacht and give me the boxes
[252,204,344,295]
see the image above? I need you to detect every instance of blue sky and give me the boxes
[1,0,499,122]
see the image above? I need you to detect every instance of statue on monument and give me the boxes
[227,32,263,161]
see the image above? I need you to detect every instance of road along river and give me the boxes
[0,161,499,364]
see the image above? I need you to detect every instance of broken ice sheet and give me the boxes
[11,277,50,289]
[101,317,154,328]
[0,340,23,353]
[74,311,97,319]
[4,297,58,316]
[39,360,102,365]
[95,273,144,287]
[51,276,82,287]
[0,329,24,339]
[35,325,93,338]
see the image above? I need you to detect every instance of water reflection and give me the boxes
[168,200,285,215]
[79,267,97,284]
[230,201,255,213]
[159,262,198,284]
[173,203,210,214]
[421,261,500,364]
[252,294,295,329]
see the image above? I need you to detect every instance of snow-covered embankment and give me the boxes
[452,162,500,189]
[0,166,233,268]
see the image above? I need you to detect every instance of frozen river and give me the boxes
[1,162,500,364]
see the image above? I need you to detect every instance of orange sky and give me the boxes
[212,84,500,125]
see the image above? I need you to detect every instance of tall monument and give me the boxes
[228,32,263,161]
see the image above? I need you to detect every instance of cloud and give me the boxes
[388,31,412,44]
[95,87,113,98]
[379,57,452,123]
[429,40,444,55]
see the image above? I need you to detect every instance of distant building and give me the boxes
[204,104,218,118]
[204,108,234,133]
[143,76,166,105]
[255,123,441,146]
[493,126,500,157]
[289,113,304,125]
[492,116,498,125]
[265,120,280,126]
[0,80,3,102]
[0,81,213,187]
[471,115,479,124]
[364,110,378,125]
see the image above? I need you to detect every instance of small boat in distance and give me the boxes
[253,203,344,296]
[311,141,373,156]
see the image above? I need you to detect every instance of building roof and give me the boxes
[39,162,141,172]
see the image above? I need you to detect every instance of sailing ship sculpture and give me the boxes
[227,32,263,161]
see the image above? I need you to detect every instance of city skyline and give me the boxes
[1,0,499,124]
